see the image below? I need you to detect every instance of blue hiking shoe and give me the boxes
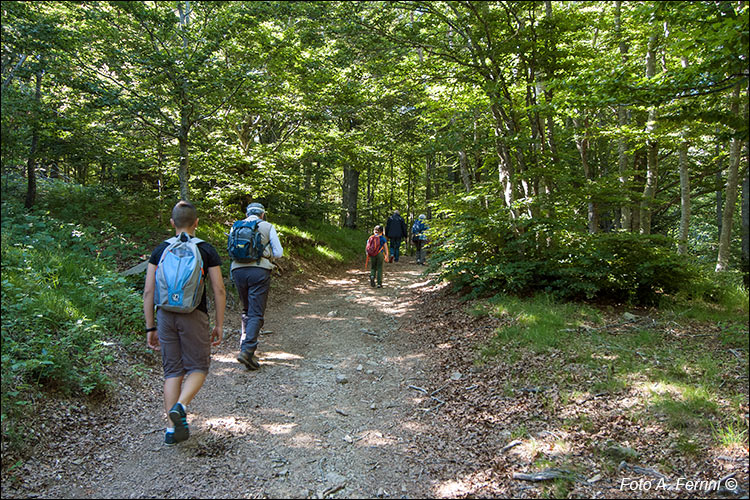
[164,431,177,446]
[168,403,189,443]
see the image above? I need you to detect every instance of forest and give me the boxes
[1,1,748,498]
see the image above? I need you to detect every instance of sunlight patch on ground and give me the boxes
[386,353,427,363]
[202,416,254,434]
[435,477,474,497]
[634,380,685,399]
[213,353,242,364]
[325,278,357,286]
[356,429,397,447]
[262,422,298,435]
[406,279,433,289]
[591,352,620,361]
[289,432,324,449]
[262,351,304,361]
[400,421,429,433]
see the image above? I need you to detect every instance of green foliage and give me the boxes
[479,294,601,354]
[1,193,143,411]
[711,419,749,448]
[430,193,726,306]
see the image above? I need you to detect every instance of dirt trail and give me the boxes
[42,261,450,499]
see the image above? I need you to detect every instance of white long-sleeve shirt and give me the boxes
[230,215,283,271]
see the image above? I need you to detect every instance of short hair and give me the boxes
[172,200,198,229]
[374,225,384,233]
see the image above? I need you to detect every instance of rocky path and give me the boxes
[34,261,449,499]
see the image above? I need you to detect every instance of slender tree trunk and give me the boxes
[177,1,192,201]
[342,163,359,229]
[458,149,472,192]
[178,131,190,201]
[678,139,691,254]
[406,159,412,252]
[389,155,394,209]
[425,153,433,219]
[24,67,42,209]
[631,147,644,231]
[2,54,27,93]
[640,34,658,234]
[490,103,516,215]
[303,161,312,220]
[615,1,631,230]
[741,160,749,284]
[716,83,744,271]
[473,112,483,185]
[574,115,598,233]
[677,56,691,254]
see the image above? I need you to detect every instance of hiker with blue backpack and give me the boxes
[365,224,390,288]
[412,214,429,265]
[227,202,283,371]
[143,200,226,446]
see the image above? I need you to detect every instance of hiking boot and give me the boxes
[237,350,260,370]
[168,403,189,443]
[377,284,383,288]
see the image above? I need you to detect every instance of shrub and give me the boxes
[429,194,715,306]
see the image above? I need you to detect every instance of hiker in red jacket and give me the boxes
[365,225,390,288]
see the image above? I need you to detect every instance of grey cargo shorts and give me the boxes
[156,308,211,378]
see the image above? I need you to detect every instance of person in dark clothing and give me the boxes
[230,203,284,371]
[385,210,408,263]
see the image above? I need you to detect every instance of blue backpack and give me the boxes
[227,219,267,263]
[412,220,427,241]
[154,233,205,313]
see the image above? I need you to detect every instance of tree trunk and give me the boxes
[677,56,691,254]
[24,67,42,209]
[425,153,433,219]
[490,103,516,215]
[177,1,192,201]
[342,163,359,229]
[678,139,690,255]
[303,161,312,220]
[574,115,598,233]
[178,131,190,201]
[640,33,658,235]
[458,149,472,192]
[741,161,749,284]
[716,83,743,271]
[615,1,631,230]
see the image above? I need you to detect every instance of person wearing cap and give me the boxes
[231,203,283,370]
[385,210,408,263]
[411,214,429,265]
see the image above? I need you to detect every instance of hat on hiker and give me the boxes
[246,202,265,216]
[418,214,426,219]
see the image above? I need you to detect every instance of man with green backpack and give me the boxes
[227,202,283,371]
[143,200,226,446]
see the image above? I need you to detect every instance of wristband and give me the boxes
[146,326,157,333]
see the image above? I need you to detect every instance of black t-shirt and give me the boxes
[149,236,222,314]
